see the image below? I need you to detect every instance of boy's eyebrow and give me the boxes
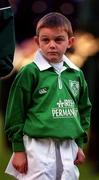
[55,35,65,38]
[40,35,66,38]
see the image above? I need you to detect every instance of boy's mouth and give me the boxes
[48,52,58,55]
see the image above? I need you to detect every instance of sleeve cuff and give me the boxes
[76,138,84,148]
[12,142,25,152]
[75,133,88,148]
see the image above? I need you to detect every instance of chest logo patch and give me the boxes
[69,80,79,97]
[52,99,78,118]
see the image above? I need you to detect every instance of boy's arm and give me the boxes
[5,66,33,152]
[5,70,26,152]
[0,0,15,77]
[76,71,92,148]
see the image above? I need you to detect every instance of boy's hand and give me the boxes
[74,147,85,165]
[12,152,28,174]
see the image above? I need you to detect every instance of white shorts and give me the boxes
[5,136,79,180]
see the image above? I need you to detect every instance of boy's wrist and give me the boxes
[0,0,10,9]
[12,142,25,152]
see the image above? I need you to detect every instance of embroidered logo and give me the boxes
[39,88,48,95]
[69,80,79,97]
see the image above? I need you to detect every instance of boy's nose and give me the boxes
[49,40,56,48]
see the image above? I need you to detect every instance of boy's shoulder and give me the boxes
[63,55,80,72]
[63,55,86,81]
[63,55,83,74]
[15,62,39,81]
[20,62,39,73]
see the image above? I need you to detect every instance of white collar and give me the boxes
[33,50,79,71]
[33,50,51,71]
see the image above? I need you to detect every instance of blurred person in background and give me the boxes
[0,0,15,78]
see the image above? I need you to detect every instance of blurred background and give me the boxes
[0,0,99,179]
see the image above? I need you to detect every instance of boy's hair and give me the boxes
[36,12,73,37]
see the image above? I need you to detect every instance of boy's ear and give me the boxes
[34,36,39,46]
[68,37,75,48]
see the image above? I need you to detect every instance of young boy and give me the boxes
[0,0,15,78]
[5,12,91,180]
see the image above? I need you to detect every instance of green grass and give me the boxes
[0,114,99,180]
[79,163,99,180]
[0,115,15,180]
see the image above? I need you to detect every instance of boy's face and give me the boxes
[35,27,74,63]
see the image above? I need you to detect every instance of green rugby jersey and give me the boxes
[5,50,92,152]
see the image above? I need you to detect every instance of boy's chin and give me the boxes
[47,58,62,63]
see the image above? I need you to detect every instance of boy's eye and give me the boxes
[41,38,49,43]
[55,37,65,43]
